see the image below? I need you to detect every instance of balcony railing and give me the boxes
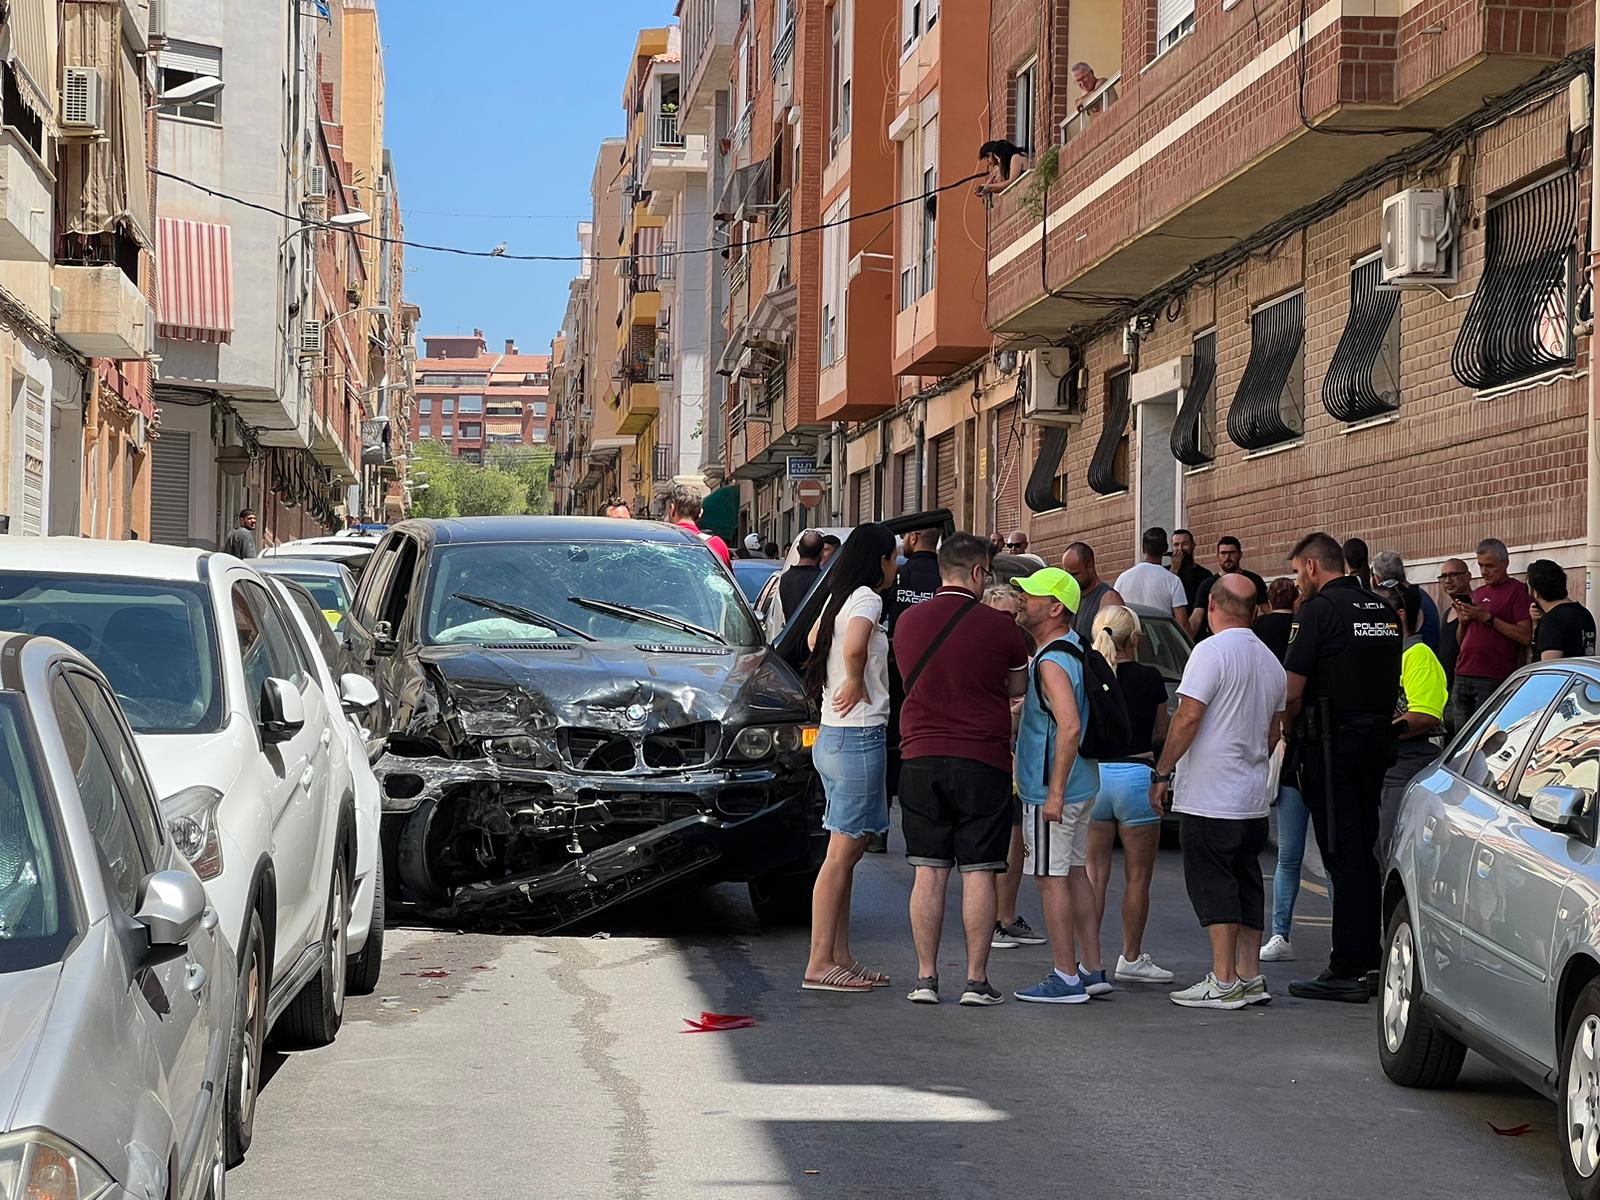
[771,21,795,77]
[656,109,683,148]
[623,356,658,384]
[729,254,749,296]
[652,443,675,481]
[1061,75,1121,145]
[770,190,791,236]
[732,102,753,150]
[629,262,659,294]
[658,241,678,281]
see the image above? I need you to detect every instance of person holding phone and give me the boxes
[1450,538,1532,730]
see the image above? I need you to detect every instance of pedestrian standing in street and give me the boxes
[800,525,899,994]
[878,524,944,855]
[742,533,763,559]
[1449,538,1532,730]
[1010,568,1109,1004]
[764,530,825,639]
[1375,581,1448,864]
[1253,577,1298,662]
[1190,536,1268,639]
[1257,576,1312,963]
[1343,537,1373,591]
[1062,542,1124,642]
[1004,530,1046,567]
[1171,529,1214,612]
[224,509,258,559]
[1153,575,1285,1010]
[1115,527,1189,625]
[1436,557,1472,691]
[984,584,1046,951]
[665,485,732,567]
[1372,550,1441,654]
[893,534,1031,1007]
[1283,532,1401,1003]
[604,498,633,520]
[820,534,842,566]
[763,541,781,561]
[1528,559,1596,660]
[1084,604,1174,984]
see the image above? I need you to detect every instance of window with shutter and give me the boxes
[933,432,956,508]
[1155,0,1195,54]
[9,378,45,536]
[896,450,916,514]
[992,400,1024,534]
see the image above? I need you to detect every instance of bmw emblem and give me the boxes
[626,703,648,724]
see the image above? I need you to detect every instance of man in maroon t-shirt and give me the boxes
[893,532,1031,1007]
[1450,536,1533,729]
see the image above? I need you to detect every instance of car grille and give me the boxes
[561,729,637,772]
[642,722,721,768]
[559,721,723,772]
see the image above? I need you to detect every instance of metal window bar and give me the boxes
[729,254,750,296]
[732,102,753,149]
[1452,170,1578,390]
[764,360,787,414]
[1226,292,1305,451]
[655,337,674,381]
[652,443,675,480]
[1171,331,1217,466]
[771,190,791,236]
[657,241,677,281]
[1323,256,1402,422]
[1087,371,1132,495]
[771,21,795,75]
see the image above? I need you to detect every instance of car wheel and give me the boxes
[276,853,349,1049]
[1377,895,1466,1088]
[1560,980,1600,1199]
[225,911,266,1167]
[747,869,815,926]
[346,856,385,996]
[206,1114,227,1200]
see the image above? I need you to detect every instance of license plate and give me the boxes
[802,726,818,749]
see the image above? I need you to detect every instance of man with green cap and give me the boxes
[1010,566,1110,1004]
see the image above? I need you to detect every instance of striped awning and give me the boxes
[157,218,234,344]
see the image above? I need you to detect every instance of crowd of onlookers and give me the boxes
[791,520,1595,1009]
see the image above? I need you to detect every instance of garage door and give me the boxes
[992,402,1023,535]
[150,429,192,546]
[931,432,955,510]
[896,450,916,515]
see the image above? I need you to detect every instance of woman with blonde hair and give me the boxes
[1085,605,1174,983]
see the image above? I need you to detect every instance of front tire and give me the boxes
[225,911,266,1167]
[346,856,385,996]
[1560,980,1600,1199]
[1377,896,1466,1088]
[276,854,348,1048]
[747,868,815,926]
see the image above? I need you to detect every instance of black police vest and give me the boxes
[887,552,941,635]
[1305,582,1402,721]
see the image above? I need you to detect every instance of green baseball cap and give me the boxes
[1015,566,1081,614]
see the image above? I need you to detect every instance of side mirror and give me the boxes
[259,677,306,743]
[135,869,208,956]
[372,619,397,658]
[1530,785,1597,843]
[339,672,379,715]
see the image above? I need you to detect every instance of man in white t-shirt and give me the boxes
[1148,573,1285,1011]
[1113,527,1189,625]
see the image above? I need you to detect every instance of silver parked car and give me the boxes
[0,633,234,1199]
[1381,660,1600,1199]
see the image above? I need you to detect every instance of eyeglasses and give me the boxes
[1003,541,1024,549]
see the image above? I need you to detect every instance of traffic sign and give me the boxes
[796,479,825,509]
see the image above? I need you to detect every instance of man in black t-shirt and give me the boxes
[1529,559,1596,660]
[1171,529,1213,610]
[1191,536,1267,639]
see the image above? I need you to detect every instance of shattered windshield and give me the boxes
[0,697,77,967]
[0,574,224,735]
[423,541,761,648]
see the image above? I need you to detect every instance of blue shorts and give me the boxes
[1091,761,1159,827]
[814,724,889,838]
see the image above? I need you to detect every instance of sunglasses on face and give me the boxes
[1004,541,1024,549]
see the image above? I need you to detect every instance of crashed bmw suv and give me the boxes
[343,516,823,928]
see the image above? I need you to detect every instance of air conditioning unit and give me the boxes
[298,320,324,357]
[1381,188,1456,285]
[616,258,635,278]
[656,307,671,329]
[1023,347,1086,426]
[61,68,106,134]
[306,166,327,201]
[148,0,166,43]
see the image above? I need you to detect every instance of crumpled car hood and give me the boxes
[416,641,809,738]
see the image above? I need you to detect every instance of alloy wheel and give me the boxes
[1568,1014,1600,1178]
[330,869,347,1015]
[1382,920,1414,1054]
[237,951,263,1124]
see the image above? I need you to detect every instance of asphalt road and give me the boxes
[229,831,1559,1200]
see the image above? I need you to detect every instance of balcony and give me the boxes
[680,0,741,133]
[1059,75,1119,146]
[53,265,151,360]
[617,368,659,435]
[311,410,357,484]
[0,134,50,263]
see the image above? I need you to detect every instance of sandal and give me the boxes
[801,965,874,993]
[849,962,890,988]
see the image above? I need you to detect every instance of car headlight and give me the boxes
[0,1129,115,1199]
[163,785,226,881]
[728,724,807,761]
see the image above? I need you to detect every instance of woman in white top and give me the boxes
[800,523,899,994]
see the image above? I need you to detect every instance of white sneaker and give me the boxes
[1169,973,1248,1010]
[1115,953,1175,983]
[1260,935,1295,962]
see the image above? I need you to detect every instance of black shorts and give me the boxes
[899,756,1013,873]
[1180,814,1268,929]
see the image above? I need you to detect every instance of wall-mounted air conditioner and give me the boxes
[306,166,328,202]
[61,68,106,134]
[1023,347,1085,426]
[298,320,324,357]
[1381,188,1456,286]
[148,0,166,44]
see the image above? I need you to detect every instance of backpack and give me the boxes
[1033,638,1136,762]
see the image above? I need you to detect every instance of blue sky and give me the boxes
[381,1,668,355]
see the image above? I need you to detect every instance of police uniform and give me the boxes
[1283,575,1402,994]
[884,550,943,818]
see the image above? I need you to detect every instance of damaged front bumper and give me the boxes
[376,750,821,929]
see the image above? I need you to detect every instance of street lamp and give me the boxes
[150,75,224,108]
[278,210,372,249]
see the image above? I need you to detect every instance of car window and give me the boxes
[0,695,77,964]
[351,535,398,629]
[1513,678,1600,810]
[1449,672,1566,799]
[234,581,306,700]
[1137,617,1190,683]
[379,537,420,631]
[279,582,343,675]
[287,573,351,632]
[52,676,147,912]
[64,673,164,855]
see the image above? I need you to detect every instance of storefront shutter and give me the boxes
[992,401,1023,534]
[150,429,192,545]
[897,449,916,515]
[932,431,956,509]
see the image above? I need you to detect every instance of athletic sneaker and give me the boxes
[1079,966,1114,997]
[993,916,1046,947]
[1259,935,1294,962]
[1115,953,1175,983]
[1169,973,1248,1010]
[1239,974,1272,1006]
[1014,972,1090,1004]
[907,977,939,1004]
[959,979,1005,1006]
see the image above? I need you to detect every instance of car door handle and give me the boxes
[185,962,207,997]
[320,726,332,748]
[1475,847,1495,878]
[299,766,315,792]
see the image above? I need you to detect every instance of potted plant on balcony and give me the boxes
[1021,145,1060,220]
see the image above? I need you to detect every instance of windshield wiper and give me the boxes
[451,592,596,641]
[566,596,727,645]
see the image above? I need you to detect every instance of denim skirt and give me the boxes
[813,723,890,838]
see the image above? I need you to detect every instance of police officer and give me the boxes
[1282,531,1401,1003]
[876,524,943,853]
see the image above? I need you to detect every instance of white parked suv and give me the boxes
[0,540,358,1165]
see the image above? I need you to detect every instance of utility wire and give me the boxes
[149,166,988,265]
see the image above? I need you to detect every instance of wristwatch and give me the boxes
[1152,772,1174,784]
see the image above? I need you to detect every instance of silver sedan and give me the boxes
[0,633,234,1199]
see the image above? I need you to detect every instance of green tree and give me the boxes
[407,441,554,519]
[410,441,460,518]
[485,445,555,516]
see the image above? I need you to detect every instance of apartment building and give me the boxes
[414,332,552,464]
[978,0,1593,586]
